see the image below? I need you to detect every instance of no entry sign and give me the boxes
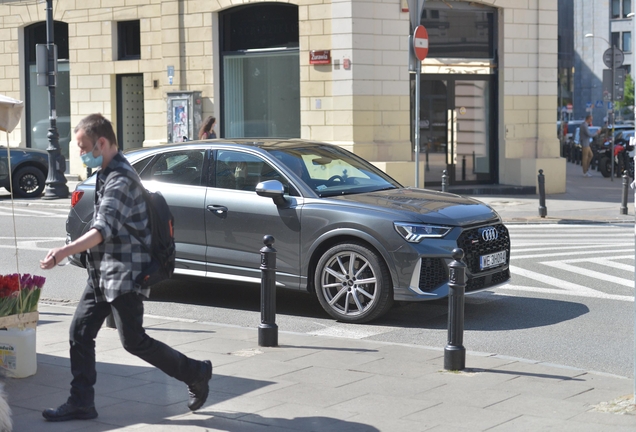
[413,25,429,61]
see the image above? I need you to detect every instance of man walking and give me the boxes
[40,113,212,422]
[580,114,599,177]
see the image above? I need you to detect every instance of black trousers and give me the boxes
[68,283,202,407]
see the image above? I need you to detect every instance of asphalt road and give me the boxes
[1,205,634,378]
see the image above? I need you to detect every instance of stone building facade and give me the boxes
[0,0,565,193]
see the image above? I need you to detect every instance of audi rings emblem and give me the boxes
[480,227,498,242]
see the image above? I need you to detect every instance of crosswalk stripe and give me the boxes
[507,224,631,229]
[541,261,633,287]
[500,284,633,302]
[512,244,633,252]
[508,265,633,301]
[512,248,634,260]
[510,233,629,238]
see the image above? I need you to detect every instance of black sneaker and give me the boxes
[42,402,98,422]
[187,360,212,411]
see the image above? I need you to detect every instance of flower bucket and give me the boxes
[0,327,36,378]
[0,275,44,378]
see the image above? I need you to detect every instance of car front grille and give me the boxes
[457,223,511,291]
[418,257,447,292]
[416,224,511,294]
[457,224,510,273]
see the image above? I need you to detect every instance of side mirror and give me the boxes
[256,180,286,206]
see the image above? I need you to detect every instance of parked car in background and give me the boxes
[0,146,48,198]
[66,139,511,323]
[31,116,71,159]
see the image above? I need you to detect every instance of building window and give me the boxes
[118,20,140,60]
[421,3,495,59]
[623,31,632,52]
[612,32,620,48]
[612,0,632,18]
[613,0,621,18]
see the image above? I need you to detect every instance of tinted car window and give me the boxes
[214,150,295,194]
[140,150,205,186]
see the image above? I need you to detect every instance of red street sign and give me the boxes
[309,50,331,65]
[413,25,429,61]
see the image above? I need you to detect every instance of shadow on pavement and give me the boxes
[8,353,378,431]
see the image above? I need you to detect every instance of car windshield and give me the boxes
[268,145,401,197]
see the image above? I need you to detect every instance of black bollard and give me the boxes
[258,235,278,347]
[441,169,448,193]
[538,169,547,218]
[621,171,629,215]
[444,248,466,371]
[105,312,116,329]
[461,155,466,181]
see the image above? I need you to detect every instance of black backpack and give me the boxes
[117,169,176,287]
[136,187,176,287]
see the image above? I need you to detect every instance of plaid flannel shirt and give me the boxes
[86,152,152,302]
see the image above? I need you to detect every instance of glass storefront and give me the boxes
[418,1,498,186]
[25,21,70,170]
[220,3,300,139]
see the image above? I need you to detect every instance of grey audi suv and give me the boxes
[66,139,510,323]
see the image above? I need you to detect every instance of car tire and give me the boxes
[599,156,612,178]
[12,166,46,198]
[314,242,393,323]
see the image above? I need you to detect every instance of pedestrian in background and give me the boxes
[39,113,212,422]
[580,114,599,177]
[198,116,216,139]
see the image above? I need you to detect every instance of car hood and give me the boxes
[331,187,500,226]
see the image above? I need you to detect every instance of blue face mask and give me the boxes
[81,142,103,168]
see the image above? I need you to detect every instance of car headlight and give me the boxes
[393,222,451,243]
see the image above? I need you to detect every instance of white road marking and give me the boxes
[501,284,633,302]
[0,238,66,251]
[512,248,634,260]
[508,265,633,301]
[308,323,393,339]
[541,261,633,288]
[511,244,633,253]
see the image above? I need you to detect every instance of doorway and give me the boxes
[419,75,497,187]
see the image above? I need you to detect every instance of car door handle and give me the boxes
[207,205,228,216]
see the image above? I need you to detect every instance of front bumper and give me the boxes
[393,222,510,302]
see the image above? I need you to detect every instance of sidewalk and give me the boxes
[3,162,636,430]
[6,303,635,431]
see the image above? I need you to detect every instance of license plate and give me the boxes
[480,250,506,270]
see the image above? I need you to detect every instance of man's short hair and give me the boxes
[74,113,118,147]
[585,114,593,121]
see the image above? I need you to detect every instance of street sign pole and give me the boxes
[408,0,425,188]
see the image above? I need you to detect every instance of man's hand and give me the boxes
[39,228,103,270]
[40,247,67,270]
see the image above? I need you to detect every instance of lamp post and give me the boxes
[42,0,68,199]
[585,33,620,182]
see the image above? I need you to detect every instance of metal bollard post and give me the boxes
[258,235,278,347]
[441,169,448,193]
[538,169,547,218]
[461,155,466,181]
[621,171,629,215]
[105,312,116,329]
[444,248,466,371]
